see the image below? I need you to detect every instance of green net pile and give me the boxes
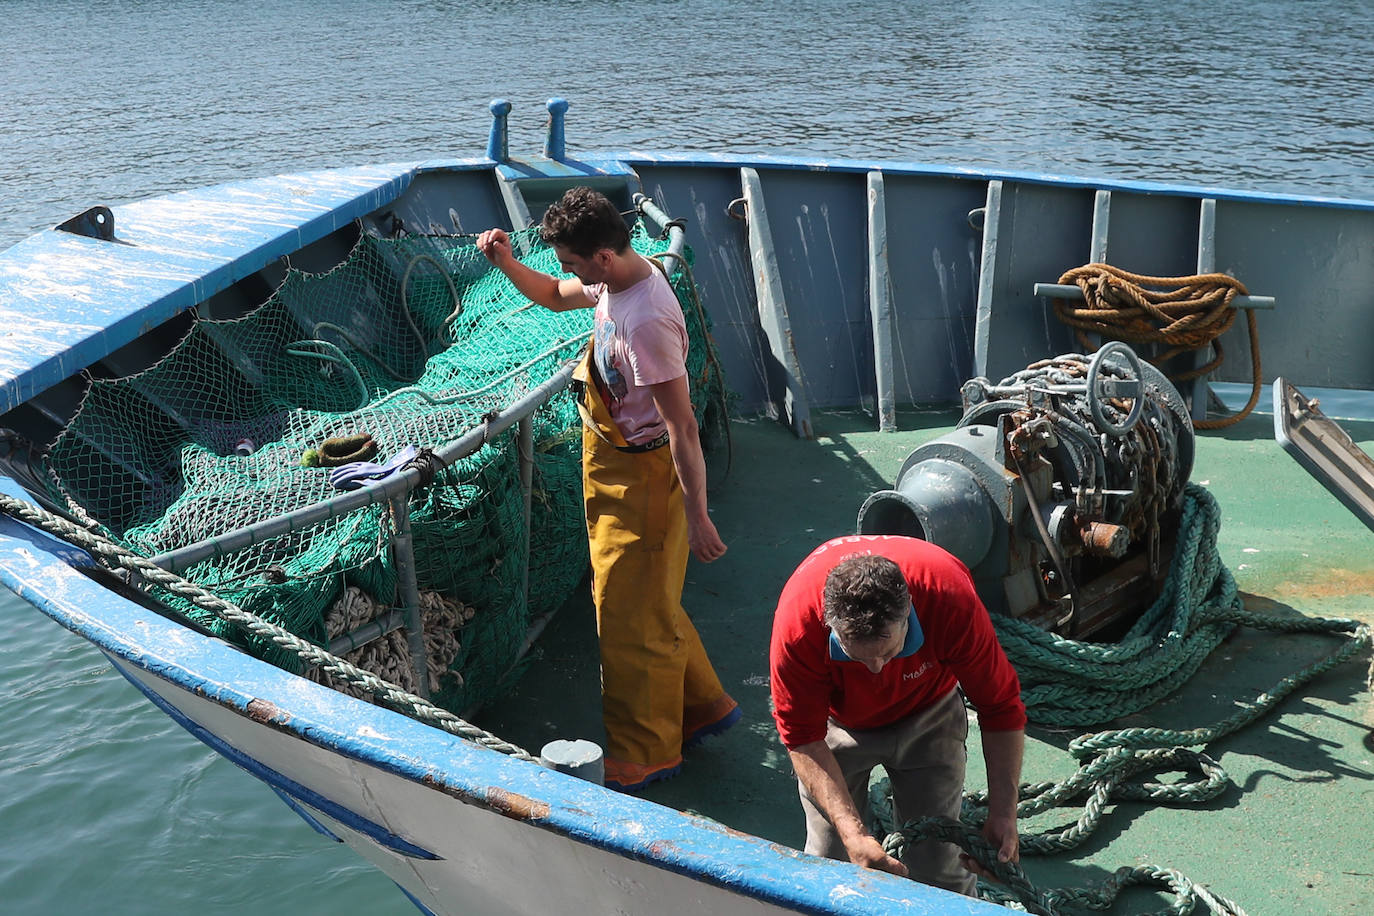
[43,222,727,712]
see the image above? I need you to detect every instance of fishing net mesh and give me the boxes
[42,223,727,712]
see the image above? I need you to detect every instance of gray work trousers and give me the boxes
[798,688,977,896]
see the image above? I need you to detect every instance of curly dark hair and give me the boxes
[822,554,910,639]
[538,187,631,258]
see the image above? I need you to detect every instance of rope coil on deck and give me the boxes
[0,492,537,763]
[881,816,1249,916]
[873,484,1373,915]
[999,484,1238,726]
[1051,264,1262,429]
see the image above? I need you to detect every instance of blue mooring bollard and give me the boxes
[544,97,569,161]
[486,98,512,163]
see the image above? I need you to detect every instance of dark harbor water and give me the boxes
[1,0,1372,913]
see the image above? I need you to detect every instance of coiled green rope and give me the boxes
[998,484,1242,727]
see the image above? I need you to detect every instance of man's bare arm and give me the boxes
[475,228,589,312]
[960,727,1023,879]
[788,741,908,877]
[648,374,726,563]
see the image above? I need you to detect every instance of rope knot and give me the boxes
[403,447,444,488]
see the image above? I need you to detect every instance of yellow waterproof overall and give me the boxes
[573,347,727,767]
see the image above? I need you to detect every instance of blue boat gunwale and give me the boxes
[0,497,990,915]
[4,147,1371,416]
[608,149,1374,212]
[0,160,438,415]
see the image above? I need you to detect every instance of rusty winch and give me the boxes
[858,343,1194,638]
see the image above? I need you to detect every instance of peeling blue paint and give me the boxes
[111,658,442,860]
[0,164,419,412]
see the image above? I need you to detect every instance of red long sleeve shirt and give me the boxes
[770,535,1027,750]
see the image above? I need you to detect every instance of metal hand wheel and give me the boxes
[1086,342,1144,436]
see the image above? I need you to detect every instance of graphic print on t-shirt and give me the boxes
[593,315,627,402]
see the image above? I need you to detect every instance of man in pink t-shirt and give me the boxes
[478,188,739,791]
[586,251,690,446]
[770,535,1026,894]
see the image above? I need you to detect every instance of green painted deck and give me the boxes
[479,407,1374,915]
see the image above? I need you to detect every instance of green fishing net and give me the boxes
[43,222,727,712]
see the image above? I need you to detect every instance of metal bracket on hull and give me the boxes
[1274,377,1374,534]
[739,167,813,439]
[495,171,536,232]
[56,205,124,243]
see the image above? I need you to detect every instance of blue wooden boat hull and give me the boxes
[3,111,1372,913]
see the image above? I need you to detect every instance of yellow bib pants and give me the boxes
[574,351,727,768]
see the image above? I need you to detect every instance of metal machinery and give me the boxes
[858,343,1195,638]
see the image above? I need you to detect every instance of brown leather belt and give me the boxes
[617,431,670,454]
[571,377,670,454]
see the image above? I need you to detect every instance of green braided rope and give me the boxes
[0,492,538,763]
[1004,863,1250,916]
[882,817,1250,915]
[883,818,1053,915]
[882,607,1368,910]
[284,337,371,409]
[997,485,1241,726]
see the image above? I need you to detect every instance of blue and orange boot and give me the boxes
[682,694,742,751]
[603,755,683,793]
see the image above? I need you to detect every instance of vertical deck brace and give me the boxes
[389,493,430,699]
[740,167,813,438]
[1090,189,1111,264]
[495,173,535,233]
[1190,198,1219,421]
[1081,190,1113,354]
[867,171,896,432]
[973,181,1004,379]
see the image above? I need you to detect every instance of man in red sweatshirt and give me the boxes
[769,534,1025,894]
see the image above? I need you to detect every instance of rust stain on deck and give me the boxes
[1247,569,1374,616]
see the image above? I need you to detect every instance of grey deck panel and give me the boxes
[880,173,988,405]
[745,168,873,411]
[636,164,771,413]
[1210,199,1374,390]
[377,167,512,237]
[970,180,1374,395]
[975,182,1095,382]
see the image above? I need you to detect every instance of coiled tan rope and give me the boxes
[313,585,475,699]
[1052,264,1262,429]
